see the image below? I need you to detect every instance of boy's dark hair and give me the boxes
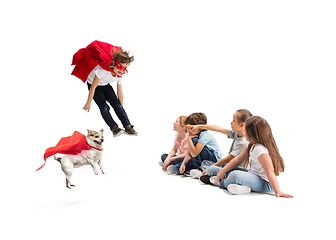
[236,109,253,123]
[184,112,207,125]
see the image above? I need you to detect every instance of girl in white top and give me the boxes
[161,116,190,171]
[216,116,293,198]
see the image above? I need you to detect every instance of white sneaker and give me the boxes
[190,169,202,179]
[209,176,221,187]
[227,184,251,195]
[167,165,176,174]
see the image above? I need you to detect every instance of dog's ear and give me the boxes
[87,129,92,135]
[100,129,104,133]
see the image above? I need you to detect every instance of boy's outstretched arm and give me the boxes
[185,125,228,135]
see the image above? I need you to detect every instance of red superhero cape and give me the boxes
[36,131,102,171]
[71,40,121,83]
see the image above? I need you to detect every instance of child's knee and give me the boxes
[206,166,221,176]
[161,154,168,162]
[99,105,110,113]
[223,170,246,188]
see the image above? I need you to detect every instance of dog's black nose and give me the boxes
[101,139,104,142]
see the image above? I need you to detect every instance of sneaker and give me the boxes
[227,184,251,195]
[209,176,221,187]
[182,170,191,177]
[190,169,202,179]
[125,125,138,136]
[167,165,176,174]
[200,175,211,184]
[112,125,124,138]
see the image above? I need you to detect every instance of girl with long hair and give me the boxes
[216,116,293,198]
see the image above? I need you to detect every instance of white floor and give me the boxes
[1,131,333,239]
[1,1,335,239]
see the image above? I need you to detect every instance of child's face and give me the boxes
[173,118,184,132]
[112,62,129,76]
[231,112,243,132]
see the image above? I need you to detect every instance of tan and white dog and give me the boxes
[54,129,104,189]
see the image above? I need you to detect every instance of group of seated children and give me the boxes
[160,110,293,198]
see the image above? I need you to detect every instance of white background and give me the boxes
[1,0,335,239]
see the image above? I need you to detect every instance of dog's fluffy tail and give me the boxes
[54,155,62,163]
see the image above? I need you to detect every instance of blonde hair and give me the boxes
[179,116,187,132]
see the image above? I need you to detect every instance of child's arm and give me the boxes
[185,125,228,135]
[117,84,124,106]
[162,148,177,170]
[216,147,248,182]
[214,154,235,167]
[187,135,204,157]
[170,151,188,161]
[203,154,235,175]
[83,75,100,112]
[258,154,293,198]
[179,153,191,174]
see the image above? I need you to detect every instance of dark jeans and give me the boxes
[161,154,184,165]
[88,83,131,131]
[174,137,216,174]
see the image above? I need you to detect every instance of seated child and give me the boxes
[186,109,252,182]
[216,116,293,198]
[174,112,223,175]
[161,116,190,173]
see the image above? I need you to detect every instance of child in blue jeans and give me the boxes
[185,109,252,183]
[174,113,222,175]
[216,116,293,198]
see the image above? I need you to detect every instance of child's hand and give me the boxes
[185,125,201,133]
[276,191,293,198]
[216,170,225,183]
[202,168,208,175]
[180,163,186,174]
[162,159,171,171]
[83,102,91,112]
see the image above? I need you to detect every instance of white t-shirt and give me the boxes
[248,144,269,182]
[87,65,123,86]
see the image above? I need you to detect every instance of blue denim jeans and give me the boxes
[174,137,217,174]
[203,163,247,176]
[221,170,273,193]
[88,83,131,131]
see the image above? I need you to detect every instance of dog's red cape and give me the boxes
[36,131,98,171]
[71,40,121,83]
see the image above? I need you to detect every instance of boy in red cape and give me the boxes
[71,40,138,137]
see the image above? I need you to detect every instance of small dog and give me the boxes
[54,129,105,189]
